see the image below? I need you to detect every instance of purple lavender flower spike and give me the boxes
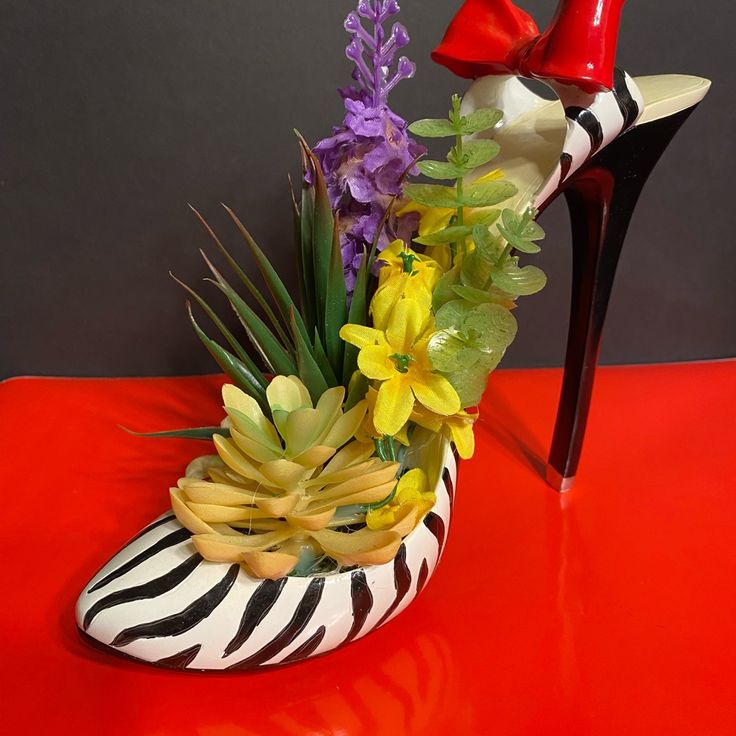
[312,0,426,295]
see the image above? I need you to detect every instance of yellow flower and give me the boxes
[366,468,436,536]
[340,299,461,436]
[371,240,441,329]
[410,403,478,460]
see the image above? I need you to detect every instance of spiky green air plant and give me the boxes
[171,378,402,580]
[162,139,376,444]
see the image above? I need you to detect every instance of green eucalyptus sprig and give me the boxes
[404,95,548,407]
[405,95,517,259]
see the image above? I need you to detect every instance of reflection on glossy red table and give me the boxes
[2,361,735,735]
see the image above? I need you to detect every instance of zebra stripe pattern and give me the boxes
[534,68,645,208]
[76,439,458,671]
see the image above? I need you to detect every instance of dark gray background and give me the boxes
[1,1,733,379]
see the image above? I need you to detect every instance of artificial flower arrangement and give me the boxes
[164,0,546,581]
[76,0,547,672]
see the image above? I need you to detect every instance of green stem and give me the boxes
[482,207,532,290]
[373,437,388,461]
[497,242,513,266]
[454,132,464,265]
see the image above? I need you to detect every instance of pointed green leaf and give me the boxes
[460,108,503,135]
[470,209,502,226]
[171,274,267,390]
[462,139,501,168]
[414,225,473,246]
[417,160,469,180]
[312,329,339,387]
[344,370,369,411]
[408,118,460,138]
[289,308,329,404]
[368,195,399,270]
[296,133,332,335]
[404,183,459,209]
[124,426,231,440]
[297,163,317,335]
[460,180,517,208]
[189,205,292,349]
[324,214,347,377]
[186,304,269,414]
[222,204,313,348]
[289,173,318,343]
[342,250,369,385]
[204,268,297,377]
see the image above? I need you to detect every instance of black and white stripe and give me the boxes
[76,440,458,671]
[535,69,645,207]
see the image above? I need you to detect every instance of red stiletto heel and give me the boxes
[432,0,711,489]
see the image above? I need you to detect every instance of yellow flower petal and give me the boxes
[447,419,475,459]
[471,168,504,184]
[395,200,426,218]
[339,323,385,349]
[365,468,435,535]
[386,298,425,355]
[411,372,461,416]
[358,344,394,381]
[370,276,406,330]
[374,375,414,436]
[418,207,454,237]
[379,239,405,263]
[394,467,428,500]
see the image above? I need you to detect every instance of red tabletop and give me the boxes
[2,361,735,735]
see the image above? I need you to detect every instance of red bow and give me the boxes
[432,0,626,94]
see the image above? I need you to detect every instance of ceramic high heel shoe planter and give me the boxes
[434,0,711,490]
[77,430,457,671]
